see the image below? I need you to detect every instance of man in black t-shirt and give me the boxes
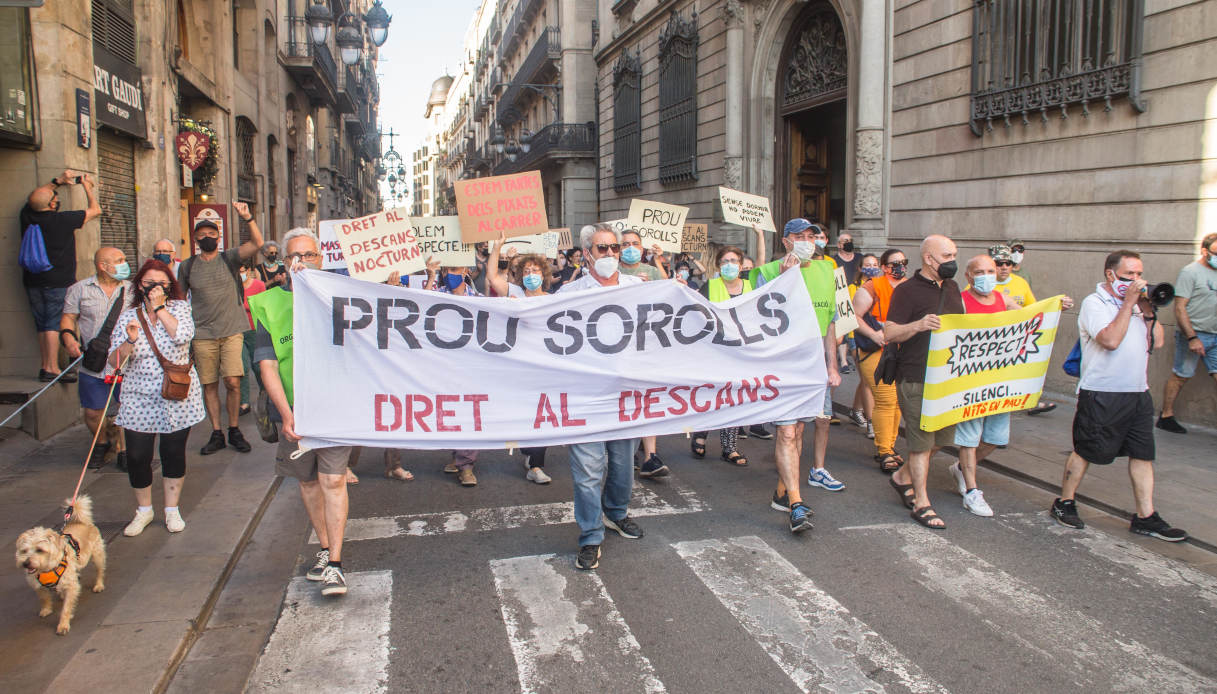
[20,171,101,381]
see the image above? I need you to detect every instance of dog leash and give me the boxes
[0,354,85,429]
[63,352,131,525]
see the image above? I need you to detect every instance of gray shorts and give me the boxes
[896,380,956,453]
[275,438,351,481]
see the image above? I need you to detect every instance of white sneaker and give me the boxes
[164,508,186,533]
[866,421,875,439]
[320,565,347,596]
[123,508,155,536]
[948,461,967,496]
[526,467,551,484]
[963,488,994,517]
[848,409,867,429]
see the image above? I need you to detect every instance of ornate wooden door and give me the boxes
[789,123,830,225]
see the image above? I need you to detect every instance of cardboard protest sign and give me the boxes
[553,228,573,250]
[718,187,776,232]
[682,223,709,268]
[411,216,475,267]
[503,231,559,259]
[454,171,548,243]
[919,296,1064,431]
[833,267,859,335]
[318,219,349,270]
[332,208,425,282]
[625,199,688,253]
[605,218,635,237]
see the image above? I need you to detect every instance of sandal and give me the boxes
[691,437,706,459]
[721,451,748,466]
[891,453,906,465]
[889,476,915,509]
[345,469,359,485]
[911,505,946,529]
[386,467,414,481]
[876,454,902,474]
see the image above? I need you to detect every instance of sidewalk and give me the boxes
[832,370,1217,551]
[0,417,282,693]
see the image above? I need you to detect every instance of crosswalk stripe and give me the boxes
[999,512,1217,609]
[489,553,667,694]
[672,536,948,694]
[843,523,1216,691]
[321,475,706,543]
[247,570,393,693]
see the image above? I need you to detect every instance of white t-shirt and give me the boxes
[557,271,645,293]
[1077,283,1150,393]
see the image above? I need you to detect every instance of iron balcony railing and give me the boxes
[493,121,595,175]
[497,27,560,124]
[283,16,338,92]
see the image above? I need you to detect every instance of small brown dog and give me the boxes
[14,495,107,634]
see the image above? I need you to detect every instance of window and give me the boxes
[236,116,257,203]
[0,8,38,147]
[92,0,136,63]
[969,0,1146,136]
[657,10,698,184]
[612,50,641,192]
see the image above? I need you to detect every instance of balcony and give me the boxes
[493,121,595,175]
[338,65,358,114]
[497,0,542,65]
[496,27,560,126]
[281,17,338,105]
[344,99,371,137]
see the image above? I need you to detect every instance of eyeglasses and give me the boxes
[995,261,1013,267]
[885,260,908,267]
[286,251,322,263]
[593,243,621,254]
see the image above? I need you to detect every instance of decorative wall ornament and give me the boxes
[782,8,847,108]
[176,131,210,171]
[723,0,744,28]
[724,156,742,190]
[177,118,219,189]
[853,129,883,218]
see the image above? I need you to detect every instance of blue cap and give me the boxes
[782,218,824,236]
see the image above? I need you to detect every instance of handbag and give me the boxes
[81,288,125,373]
[1062,339,1082,377]
[136,307,193,401]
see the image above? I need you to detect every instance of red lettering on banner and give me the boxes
[714,383,736,410]
[643,387,665,419]
[559,393,586,426]
[464,394,488,431]
[689,384,714,413]
[618,391,641,422]
[435,394,461,432]
[760,374,781,401]
[667,386,690,415]
[406,394,432,432]
[737,377,761,404]
[534,393,560,428]
[375,394,402,431]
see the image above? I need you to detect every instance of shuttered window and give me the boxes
[658,11,698,184]
[97,130,138,263]
[92,0,136,64]
[612,50,642,193]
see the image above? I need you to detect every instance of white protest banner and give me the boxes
[317,219,349,270]
[292,269,826,450]
[411,216,475,267]
[626,199,688,254]
[718,187,776,232]
[502,230,559,259]
[833,266,859,335]
[454,171,548,243]
[333,208,425,282]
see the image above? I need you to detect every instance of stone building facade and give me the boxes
[1,1,381,426]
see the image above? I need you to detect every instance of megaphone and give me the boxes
[1147,282,1174,308]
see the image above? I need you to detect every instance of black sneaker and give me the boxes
[59,370,77,383]
[770,490,790,513]
[737,426,749,439]
[1129,512,1188,542]
[200,430,226,455]
[1155,415,1187,435]
[87,442,111,470]
[604,515,643,539]
[575,544,601,570]
[38,369,55,382]
[638,454,669,478]
[228,426,252,453]
[789,503,814,533]
[749,424,774,440]
[1051,498,1084,529]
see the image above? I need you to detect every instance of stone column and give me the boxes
[850,0,887,251]
[722,0,748,251]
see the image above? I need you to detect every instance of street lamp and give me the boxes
[364,0,392,47]
[491,126,505,154]
[520,129,533,154]
[505,140,519,162]
[336,17,363,66]
[305,0,333,46]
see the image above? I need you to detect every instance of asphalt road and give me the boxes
[178,422,1217,693]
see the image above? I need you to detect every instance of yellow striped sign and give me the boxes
[919,296,1064,432]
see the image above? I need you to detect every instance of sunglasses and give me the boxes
[995,261,1014,267]
[141,282,170,291]
[885,260,909,267]
[593,243,621,253]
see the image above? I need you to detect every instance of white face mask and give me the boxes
[593,255,619,278]
[1010,251,1024,265]
[792,241,814,260]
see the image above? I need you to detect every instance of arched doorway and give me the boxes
[776,3,848,236]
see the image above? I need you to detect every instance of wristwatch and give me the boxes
[1187,335,1200,342]
[154,304,167,312]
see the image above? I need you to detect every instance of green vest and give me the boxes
[706,276,753,303]
[750,259,836,334]
[247,287,295,406]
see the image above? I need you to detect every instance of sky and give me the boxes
[374,0,479,208]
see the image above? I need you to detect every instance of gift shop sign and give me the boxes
[92,45,146,139]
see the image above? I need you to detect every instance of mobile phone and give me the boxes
[73,176,83,184]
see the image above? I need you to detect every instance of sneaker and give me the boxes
[840,364,854,374]
[1155,415,1187,435]
[1051,498,1084,529]
[1129,512,1188,542]
[87,442,111,470]
[575,544,601,570]
[789,503,814,533]
[962,489,994,517]
[770,490,790,513]
[737,426,749,439]
[526,467,552,484]
[458,468,478,486]
[306,549,330,581]
[443,461,459,473]
[638,454,669,478]
[948,461,967,496]
[807,467,845,491]
[38,369,55,382]
[199,430,226,455]
[228,426,252,453]
[866,421,875,439]
[848,409,867,429]
[749,424,773,440]
[164,507,186,532]
[320,565,348,596]
[604,515,643,539]
[123,508,155,537]
[59,370,77,383]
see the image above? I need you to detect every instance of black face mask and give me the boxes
[497,260,510,271]
[197,237,219,253]
[890,265,906,280]
[841,241,854,253]
[936,259,958,281]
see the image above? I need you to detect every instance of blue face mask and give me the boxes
[814,238,828,251]
[861,266,882,278]
[109,261,131,280]
[1208,254,1217,270]
[152,253,172,265]
[678,269,690,281]
[972,274,997,294]
[522,273,543,291]
[719,262,740,281]
[621,246,643,264]
[445,273,465,291]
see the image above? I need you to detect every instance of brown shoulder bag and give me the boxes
[136,307,193,401]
